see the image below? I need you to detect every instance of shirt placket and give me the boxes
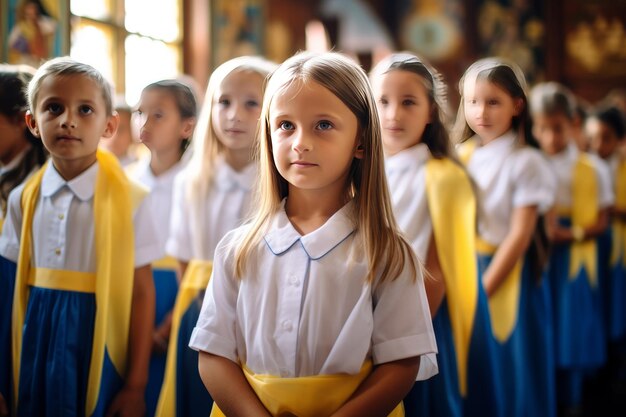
[46,189,72,269]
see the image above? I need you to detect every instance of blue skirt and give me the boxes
[477,253,555,417]
[548,241,606,369]
[17,285,123,416]
[145,268,179,417]
[404,279,503,417]
[0,256,16,414]
[604,225,626,340]
[174,295,213,417]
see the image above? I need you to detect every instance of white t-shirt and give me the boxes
[189,200,438,380]
[127,157,185,254]
[547,143,614,209]
[466,131,556,246]
[385,143,432,262]
[0,161,161,270]
[166,160,256,261]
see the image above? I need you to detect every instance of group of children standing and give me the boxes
[0,47,624,417]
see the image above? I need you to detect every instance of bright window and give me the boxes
[70,0,183,107]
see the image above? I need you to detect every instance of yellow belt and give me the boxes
[211,361,404,417]
[28,268,96,293]
[152,255,179,271]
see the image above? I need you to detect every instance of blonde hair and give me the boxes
[234,51,417,284]
[185,56,276,256]
[27,56,113,116]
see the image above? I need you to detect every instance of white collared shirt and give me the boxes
[0,161,162,270]
[547,143,614,209]
[385,143,432,262]
[166,160,256,261]
[189,200,438,379]
[466,131,556,246]
[127,157,185,253]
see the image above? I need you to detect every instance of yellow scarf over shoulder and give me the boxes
[12,150,144,416]
[424,158,478,397]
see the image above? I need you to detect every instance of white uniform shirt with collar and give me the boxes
[0,161,162,270]
[466,130,556,246]
[547,143,614,209]
[189,200,438,380]
[385,143,432,262]
[128,157,185,253]
[166,160,256,261]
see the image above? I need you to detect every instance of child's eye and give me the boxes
[154,112,164,119]
[46,103,62,114]
[467,99,477,105]
[487,99,499,105]
[402,99,416,106]
[378,98,388,105]
[279,121,294,131]
[246,100,259,108]
[218,99,230,107]
[317,120,333,130]
[79,105,93,115]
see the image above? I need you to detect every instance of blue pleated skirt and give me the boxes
[0,256,16,415]
[145,268,179,417]
[404,278,503,417]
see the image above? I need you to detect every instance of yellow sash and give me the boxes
[210,361,403,417]
[424,158,477,397]
[152,255,179,271]
[155,259,213,417]
[457,139,479,166]
[476,238,523,343]
[570,154,599,286]
[611,160,626,268]
[12,150,145,416]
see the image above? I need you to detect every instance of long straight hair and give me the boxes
[184,56,276,256]
[234,51,417,284]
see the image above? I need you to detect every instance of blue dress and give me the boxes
[0,256,16,415]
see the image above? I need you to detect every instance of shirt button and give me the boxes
[288,275,299,286]
[54,248,61,256]
[281,320,293,331]
[279,368,290,377]
[58,213,64,220]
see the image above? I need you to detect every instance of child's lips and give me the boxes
[57,134,80,141]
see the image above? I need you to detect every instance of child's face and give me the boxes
[586,117,620,160]
[463,79,522,143]
[26,74,116,172]
[372,69,431,156]
[269,79,362,195]
[531,113,571,156]
[211,70,264,153]
[0,113,27,165]
[136,89,192,155]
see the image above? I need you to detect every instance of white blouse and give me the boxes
[466,131,556,246]
[127,157,185,254]
[385,143,432,262]
[0,161,161,270]
[547,143,614,209]
[189,200,438,379]
[166,160,256,262]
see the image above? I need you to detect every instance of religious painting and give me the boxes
[1,0,69,67]
[211,0,265,68]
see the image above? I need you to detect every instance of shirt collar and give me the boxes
[214,159,257,191]
[264,199,356,259]
[476,129,517,151]
[385,143,430,175]
[41,161,98,201]
[132,157,184,190]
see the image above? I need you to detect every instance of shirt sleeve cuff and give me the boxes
[165,239,191,262]
[188,327,238,363]
[415,353,439,381]
[135,242,164,268]
[0,239,19,263]
[372,333,438,366]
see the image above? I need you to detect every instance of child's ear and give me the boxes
[181,117,196,141]
[514,98,525,116]
[102,111,120,139]
[354,143,365,159]
[25,111,40,138]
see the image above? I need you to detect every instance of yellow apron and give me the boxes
[12,150,145,415]
[424,158,477,396]
[210,361,403,417]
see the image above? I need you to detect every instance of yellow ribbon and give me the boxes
[425,158,477,396]
[28,268,96,293]
[155,259,213,417]
[13,150,145,415]
[210,361,403,417]
[152,255,179,271]
[570,154,599,287]
[457,139,478,166]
